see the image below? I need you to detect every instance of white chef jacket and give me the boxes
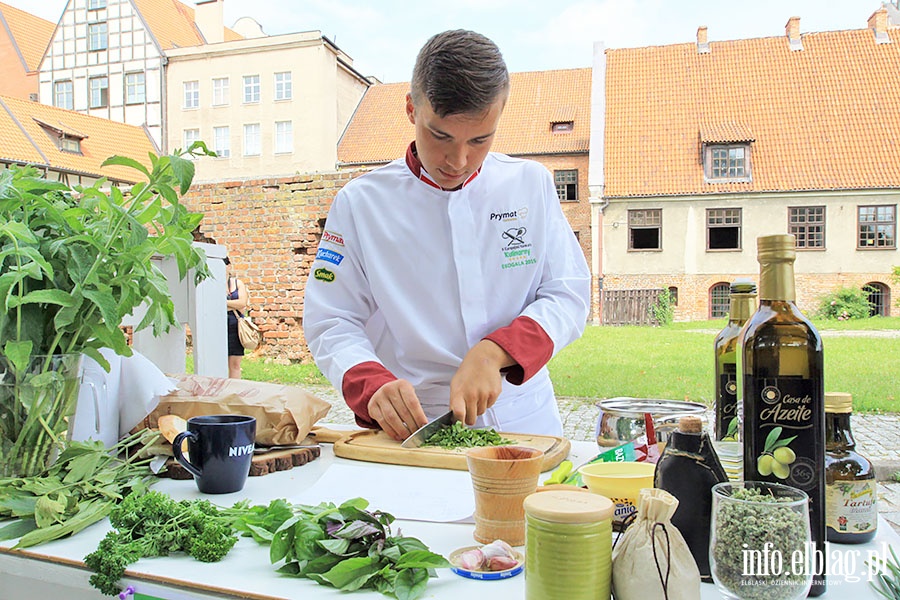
[303,150,590,435]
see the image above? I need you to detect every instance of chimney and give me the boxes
[697,26,710,54]
[785,16,803,51]
[195,0,224,44]
[868,8,891,44]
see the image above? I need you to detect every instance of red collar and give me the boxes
[404,142,481,191]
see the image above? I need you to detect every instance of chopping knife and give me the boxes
[400,410,456,449]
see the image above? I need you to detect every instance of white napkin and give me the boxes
[69,348,176,447]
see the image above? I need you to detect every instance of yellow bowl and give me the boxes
[577,462,656,523]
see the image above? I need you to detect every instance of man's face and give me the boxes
[406,93,505,190]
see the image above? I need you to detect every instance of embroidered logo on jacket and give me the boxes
[316,248,344,266]
[314,268,335,282]
[322,230,344,246]
[500,227,536,270]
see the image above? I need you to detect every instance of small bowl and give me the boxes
[578,461,656,527]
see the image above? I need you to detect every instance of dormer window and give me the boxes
[700,123,753,183]
[551,120,574,133]
[34,118,86,155]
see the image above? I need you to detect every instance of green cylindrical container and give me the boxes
[523,490,614,600]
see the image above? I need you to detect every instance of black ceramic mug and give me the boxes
[172,414,256,494]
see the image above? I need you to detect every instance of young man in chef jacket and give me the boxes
[303,29,591,441]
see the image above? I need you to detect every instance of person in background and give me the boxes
[224,256,249,379]
[302,29,590,441]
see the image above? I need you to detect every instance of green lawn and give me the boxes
[229,316,900,414]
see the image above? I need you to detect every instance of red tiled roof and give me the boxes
[338,68,591,165]
[604,26,900,197]
[0,94,157,183]
[132,0,241,50]
[0,1,55,71]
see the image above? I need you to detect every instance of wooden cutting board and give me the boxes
[158,445,321,479]
[312,427,570,472]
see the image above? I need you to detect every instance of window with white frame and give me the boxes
[554,170,578,201]
[89,76,108,108]
[274,72,292,100]
[243,75,260,103]
[183,81,199,109]
[703,144,751,182]
[628,208,662,251]
[213,126,230,158]
[88,22,108,51]
[88,0,106,8]
[275,120,293,154]
[54,81,73,109]
[183,128,200,153]
[212,77,229,106]
[858,205,896,249]
[243,124,261,156]
[125,72,145,104]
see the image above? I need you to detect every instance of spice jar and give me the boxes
[523,490,614,600]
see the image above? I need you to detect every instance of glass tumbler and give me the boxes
[709,481,812,600]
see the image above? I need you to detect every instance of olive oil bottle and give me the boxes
[714,278,757,441]
[739,234,825,596]
[825,392,877,544]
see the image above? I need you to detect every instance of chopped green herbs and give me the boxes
[711,487,810,600]
[422,422,513,449]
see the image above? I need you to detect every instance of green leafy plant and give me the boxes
[423,421,513,449]
[0,143,215,478]
[868,545,900,600]
[649,289,676,326]
[815,286,872,320]
[0,429,159,550]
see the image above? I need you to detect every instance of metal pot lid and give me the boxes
[595,397,707,417]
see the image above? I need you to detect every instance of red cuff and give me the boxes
[483,316,554,385]
[341,361,397,429]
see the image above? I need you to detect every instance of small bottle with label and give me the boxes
[714,278,757,441]
[825,392,877,544]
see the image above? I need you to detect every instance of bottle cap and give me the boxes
[730,278,757,295]
[523,490,614,523]
[825,392,853,413]
[678,415,703,434]
[757,234,796,263]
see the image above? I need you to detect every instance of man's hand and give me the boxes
[450,340,516,425]
[368,379,429,441]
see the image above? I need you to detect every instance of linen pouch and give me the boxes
[611,487,701,600]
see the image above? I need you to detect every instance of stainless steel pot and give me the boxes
[595,397,709,448]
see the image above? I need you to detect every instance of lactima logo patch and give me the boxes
[316,248,344,266]
[322,230,344,246]
[229,443,254,457]
[314,268,335,282]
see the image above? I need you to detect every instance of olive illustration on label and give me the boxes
[756,426,797,479]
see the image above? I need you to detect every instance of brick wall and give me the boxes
[186,171,365,361]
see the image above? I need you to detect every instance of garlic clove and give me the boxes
[480,539,516,560]
[457,548,484,571]
[486,555,519,571]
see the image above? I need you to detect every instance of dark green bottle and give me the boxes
[714,279,757,441]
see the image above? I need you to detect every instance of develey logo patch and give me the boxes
[314,268,335,282]
[316,248,344,266]
[322,230,344,246]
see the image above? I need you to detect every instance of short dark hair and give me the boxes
[410,30,509,118]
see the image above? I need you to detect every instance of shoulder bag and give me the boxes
[232,309,261,350]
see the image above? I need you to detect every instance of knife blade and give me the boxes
[400,410,456,448]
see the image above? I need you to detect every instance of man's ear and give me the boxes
[405,93,416,125]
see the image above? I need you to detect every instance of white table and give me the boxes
[1,437,898,599]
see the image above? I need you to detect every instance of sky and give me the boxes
[6,0,890,83]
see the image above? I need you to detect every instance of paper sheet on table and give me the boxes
[293,463,475,523]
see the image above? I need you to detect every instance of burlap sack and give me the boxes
[612,488,701,600]
[139,374,331,446]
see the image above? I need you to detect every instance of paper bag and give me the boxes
[139,374,331,446]
[612,488,701,600]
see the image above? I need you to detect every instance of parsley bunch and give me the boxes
[84,490,249,596]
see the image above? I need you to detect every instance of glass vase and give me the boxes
[710,481,812,600]
[0,354,84,478]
